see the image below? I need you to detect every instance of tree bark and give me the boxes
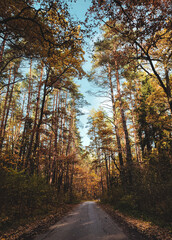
[108,63,124,170]
[129,88,142,163]
[0,68,11,150]
[25,65,43,172]
[32,68,50,174]
[113,46,133,186]
[0,65,16,151]
[51,90,60,184]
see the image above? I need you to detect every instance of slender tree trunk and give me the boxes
[69,99,76,200]
[61,92,67,155]
[62,93,70,193]
[104,153,109,191]
[165,66,172,114]
[0,68,11,149]
[19,59,33,164]
[100,169,104,194]
[51,90,60,184]
[108,63,124,168]
[25,65,43,172]
[69,159,74,201]
[21,59,33,170]
[108,154,111,188]
[26,58,32,117]
[129,90,141,163]
[58,94,64,156]
[113,47,133,185]
[32,68,50,174]
[107,63,126,186]
[1,76,15,141]
[47,138,52,183]
[65,94,73,193]
[0,66,16,151]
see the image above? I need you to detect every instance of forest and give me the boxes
[0,0,171,236]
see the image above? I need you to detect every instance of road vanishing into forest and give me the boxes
[34,201,128,240]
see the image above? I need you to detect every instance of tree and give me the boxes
[89,0,172,113]
[90,29,134,186]
[88,109,119,192]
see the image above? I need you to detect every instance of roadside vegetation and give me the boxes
[0,1,171,238]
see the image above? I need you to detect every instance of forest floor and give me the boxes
[99,203,172,240]
[0,203,77,240]
[1,201,171,240]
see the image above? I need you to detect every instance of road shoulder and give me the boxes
[99,203,172,240]
[1,204,78,240]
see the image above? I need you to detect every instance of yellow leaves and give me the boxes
[149,28,172,66]
[73,163,101,198]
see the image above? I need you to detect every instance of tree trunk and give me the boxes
[69,99,76,201]
[129,89,142,163]
[25,65,43,173]
[0,68,11,150]
[113,46,133,186]
[104,153,109,191]
[32,68,50,174]
[19,59,33,165]
[107,63,125,184]
[26,58,32,117]
[0,65,16,151]
[51,90,60,184]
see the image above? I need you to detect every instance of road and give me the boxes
[34,201,128,240]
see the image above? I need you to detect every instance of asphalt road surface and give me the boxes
[34,201,128,240]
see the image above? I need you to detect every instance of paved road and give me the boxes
[34,201,128,240]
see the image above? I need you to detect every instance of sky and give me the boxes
[68,0,106,146]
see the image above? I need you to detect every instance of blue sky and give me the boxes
[68,0,113,147]
[68,0,104,146]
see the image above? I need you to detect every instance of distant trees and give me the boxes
[88,109,117,194]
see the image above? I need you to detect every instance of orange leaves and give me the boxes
[73,162,101,199]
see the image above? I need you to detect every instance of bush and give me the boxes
[116,194,137,212]
[0,167,58,231]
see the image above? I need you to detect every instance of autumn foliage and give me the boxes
[87,0,172,226]
[0,0,86,231]
[0,0,172,234]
